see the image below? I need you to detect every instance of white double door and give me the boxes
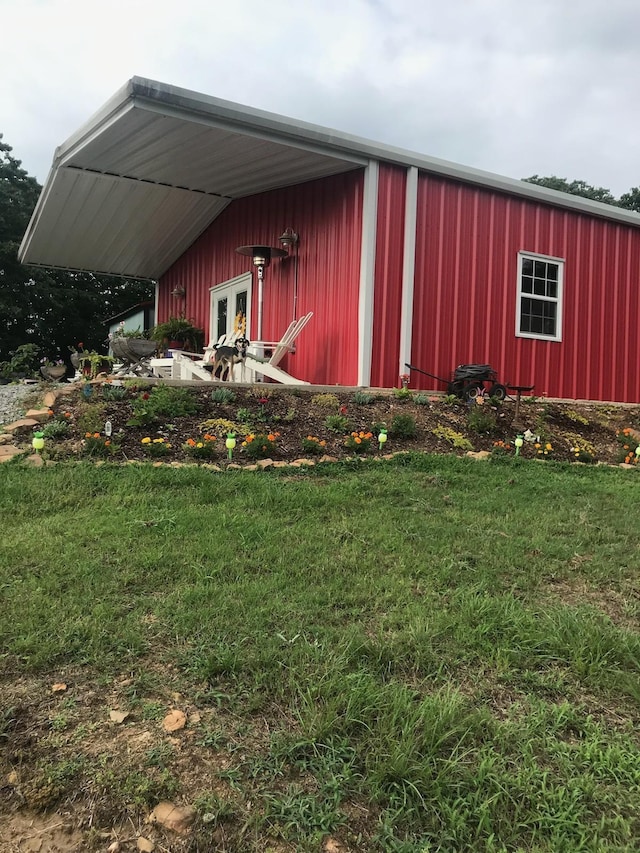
[209,272,252,344]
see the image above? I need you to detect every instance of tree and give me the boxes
[0,135,154,366]
[618,187,640,214]
[523,175,618,206]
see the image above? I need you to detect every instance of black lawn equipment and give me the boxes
[406,363,508,401]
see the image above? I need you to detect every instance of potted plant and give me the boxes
[40,356,67,382]
[69,344,114,378]
[150,316,205,353]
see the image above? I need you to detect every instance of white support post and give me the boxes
[357,161,379,387]
[398,166,419,379]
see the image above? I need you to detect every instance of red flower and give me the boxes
[142,392,150,400]
[339,405,348,415]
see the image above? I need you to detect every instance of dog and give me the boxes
[205,337,250,382]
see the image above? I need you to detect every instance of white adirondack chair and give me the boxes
[150,312,313,384]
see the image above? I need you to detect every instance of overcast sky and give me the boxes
[2,0,638,196]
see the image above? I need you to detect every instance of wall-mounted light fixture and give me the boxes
[278,228,299,253]
[235,244,287,339]
[171,285,186,298]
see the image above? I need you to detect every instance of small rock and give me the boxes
[51,682,68,693]
[25,453,45,467]
[149,802,196,835]
[465,450,491,460]
[109,709,130,724]
[107,843,121,853]
[256,458,274,468]
[162,709,186,732]
[25,408,52,423]
[137,837,155,852]
[318,454,338,463]
[0,445,23,462]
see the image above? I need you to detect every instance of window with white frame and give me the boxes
[516,253,563,341]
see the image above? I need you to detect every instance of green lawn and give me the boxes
[1,456,638,851]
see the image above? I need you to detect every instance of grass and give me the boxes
[0,456,639,851]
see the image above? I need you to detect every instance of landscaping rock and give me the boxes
[25,408,52,423]
[1,418,40,433]
[149,802,195,835]
[0,445,22,462]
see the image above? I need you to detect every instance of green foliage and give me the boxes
[432,424,473,450]
[390,413,417,438]
[351,390,377,404]
[41,419,70,439]
[76,403,107,435]
[150,316,204,351]
[523,175,618,205]
[345,430,374,453]
[442,394,460,406]
[198,417,250,438]
[183,435,218,459]
[392,386,413,400]
[210,387,236,404]
[128,385,197,426]
[311,393,340,408]
[301,436,327,455]
[140,437,172,457]
[242,432,278,459]
[101,383,128,402]
[1,461,640,849]
[0,343,41,379]
[466,403,498,434]
[81,432,116,457]
[324,414,352,434]
[414,393,432,405]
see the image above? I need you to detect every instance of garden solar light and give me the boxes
[636,446,640,460]
[226,432,236,460]
[104,420,112,437]
[514,434,524,456]
[378,428,388,451]
[32,431,44,453]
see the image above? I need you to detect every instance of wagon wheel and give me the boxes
[488,383,507,402]
[464,382,484,401]
[447,380,464,397]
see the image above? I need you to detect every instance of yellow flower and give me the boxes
[153,438,164,443]
[545,443,552,451]
[141,437,151,444]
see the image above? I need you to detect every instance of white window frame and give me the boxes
[515,251,564,342]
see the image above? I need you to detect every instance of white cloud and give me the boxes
[2,0,639,195]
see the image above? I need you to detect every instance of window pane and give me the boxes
[547,281,558,299]
[533,277,546,296]
[522,258,533,275]
[534,261,547,277]
[522,276,533,293]
[216,298,227,340]
[547,265,558,281]
[520,297,556,337]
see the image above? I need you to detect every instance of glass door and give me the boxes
[210,272,252,344]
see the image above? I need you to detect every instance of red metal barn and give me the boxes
[20,78,640,402]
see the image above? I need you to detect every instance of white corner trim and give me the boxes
[154,281,159,326]
[357,161,379,386]
[398,167,418,377]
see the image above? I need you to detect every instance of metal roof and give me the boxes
[19,76,640,279]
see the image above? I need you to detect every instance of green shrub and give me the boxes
[101,383,128,401]
[392,387,413,401]
[128,385,197,426]
[466,404,498,434]
[324,414,352,434]
[311,393,340,408]
[390,413,417,438]
[211,387,236,404]
[301,436,327,455]
[242,432,279,459]
[414,393,432,405]
[351,390,376,404]
[41,419,70,439]
[432,425,473,450]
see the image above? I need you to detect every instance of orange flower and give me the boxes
[267,434,277,441]
[186,438,196,447]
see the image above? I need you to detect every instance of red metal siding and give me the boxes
[370,164,407,388]
[411,174,640,402]
[159,171,364,386]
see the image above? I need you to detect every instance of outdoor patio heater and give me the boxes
[235,244,287,340]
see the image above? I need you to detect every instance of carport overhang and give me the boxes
[20,76,640,281]
[18,77,369,279]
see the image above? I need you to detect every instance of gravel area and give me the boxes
[0,382,41,426]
